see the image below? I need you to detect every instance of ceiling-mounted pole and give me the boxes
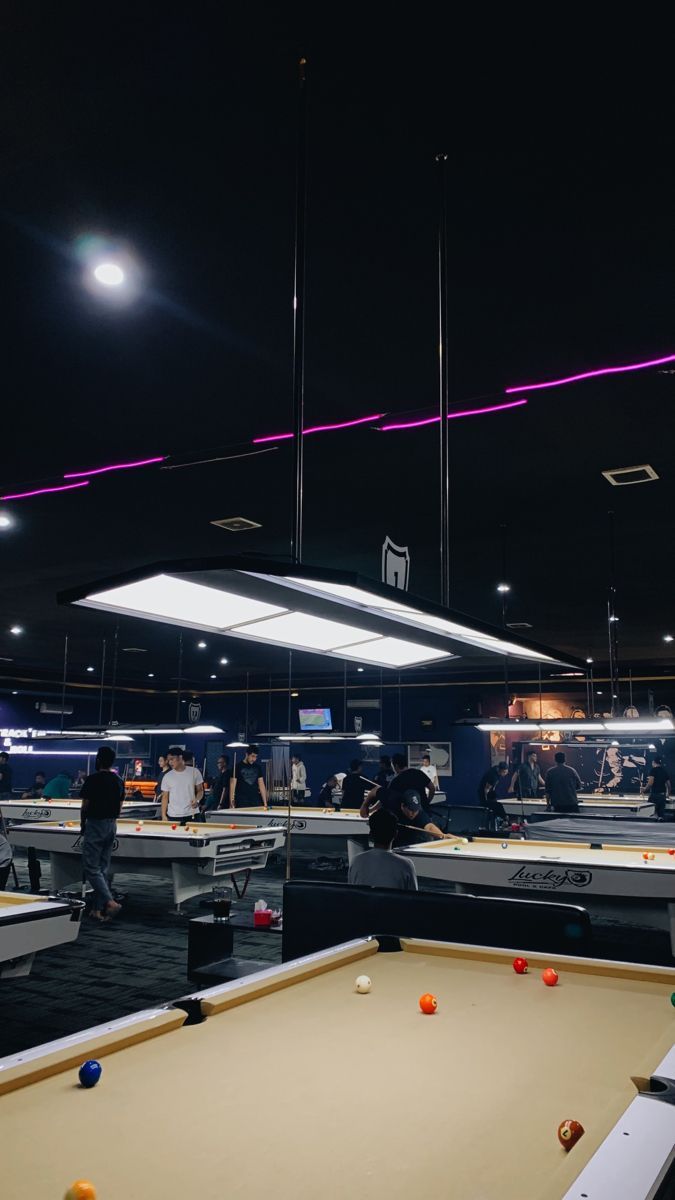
[291,58,309,565]
[245,671,250,742]
[97,637,107,728]
[175,631,183,723]
[60,634,69,733]
[108,622,119,724]
[607,509,620,717]
[436,151,450,608]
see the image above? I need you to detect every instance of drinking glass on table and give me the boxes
[212,885,232,921]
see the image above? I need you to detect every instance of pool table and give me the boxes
[0,798,161,824]
[503,795,656,820]
[0,937,674,1198]
[0,891,83,978]
[399,836,675,955]
[7,820,285,909]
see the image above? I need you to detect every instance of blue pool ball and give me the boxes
[78,1059,102,1088]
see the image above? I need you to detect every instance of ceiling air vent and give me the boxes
[211,516,262,532]
[601,464,659,487]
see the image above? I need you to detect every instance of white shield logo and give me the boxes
[188,701,202,723]
[381,536,410,591]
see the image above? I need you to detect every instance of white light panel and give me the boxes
[88,575,285,629]
[232,611,379,651]
[338,638,453,667]
[477,724,543,732]
[285,577,420,612]
[604,720,674,732]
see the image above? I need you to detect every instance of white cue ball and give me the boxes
[355,975,372,994]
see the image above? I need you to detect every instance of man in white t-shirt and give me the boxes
[420,753,439,789]
[161,746,204,823]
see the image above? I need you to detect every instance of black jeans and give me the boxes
[652,794,667,820]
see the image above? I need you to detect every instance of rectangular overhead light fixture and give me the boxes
[232,611,379,652]
[61,557,584,671]
[477,719,674,733]
[89,575,284,630]
[339,638,452,667]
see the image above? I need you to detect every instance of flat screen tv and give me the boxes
[299,707,333,732]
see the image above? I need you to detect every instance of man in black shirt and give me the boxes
[477,762,510,821]
[0,752,13,799]
[229,746,268,808]
[545,752,582,813]
[204,755,232,812]
[643,756,671,820]
[341,760,377,808]
[80,745,125,921]
[361,754,444,838]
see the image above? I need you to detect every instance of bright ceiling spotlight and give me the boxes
[9,625,23,635]
[93,261,125,287]
[496,583,511,594]
[0,514,12,529]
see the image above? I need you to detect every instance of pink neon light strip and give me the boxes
[253,412,386,444]
[505,352,675,394]
[1,481,90,501]
[64,455,166,479]
[379,398,528,431]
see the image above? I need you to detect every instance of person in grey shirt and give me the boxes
[348,809,418,890]
[545,751,581,812]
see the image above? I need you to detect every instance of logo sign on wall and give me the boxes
[381,536,410,591]
[188,701,202,724]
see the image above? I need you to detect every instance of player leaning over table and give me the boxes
[161,746,204,823]
[361,753,445,839]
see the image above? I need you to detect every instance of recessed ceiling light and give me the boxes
[211,516,262,532]
[601,463,659,487]
[586,657,594,664]
[496,583,511,594]
[357,667,364,672]
[664,635,674,643]
[596,690,603,695]
[291,691,299,698]
[0,514,12,529]
[609,615,619,623]
[197,641,207,649]
[9,625,23,635]
[219,657,228,665]
[86,666,95,673]
[122,647,147,653]
[210,674,217,679]
[148,673,155,678]
[11,690,18,695]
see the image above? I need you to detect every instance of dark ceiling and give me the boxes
[1,6,674,698]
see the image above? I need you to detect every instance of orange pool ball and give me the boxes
[64,1182,97,1200]
[557,1119,584,1150]
[542,968,559,987]
[419,993,438,1015]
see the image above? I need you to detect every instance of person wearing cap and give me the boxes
[362,754,444,839]
[348,808,418,890]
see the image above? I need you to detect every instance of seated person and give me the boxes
[348,808,418,890]
[21,771,46,799]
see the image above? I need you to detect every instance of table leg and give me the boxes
[27,847,41,892]
[231,869,252,899]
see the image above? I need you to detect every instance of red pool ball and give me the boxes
[512,957,528,974]
[557,1119,584,1150]
[542,968,559,987]
[171,823,177,830]
[419,993,438,1015]
[668,849,675,856]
